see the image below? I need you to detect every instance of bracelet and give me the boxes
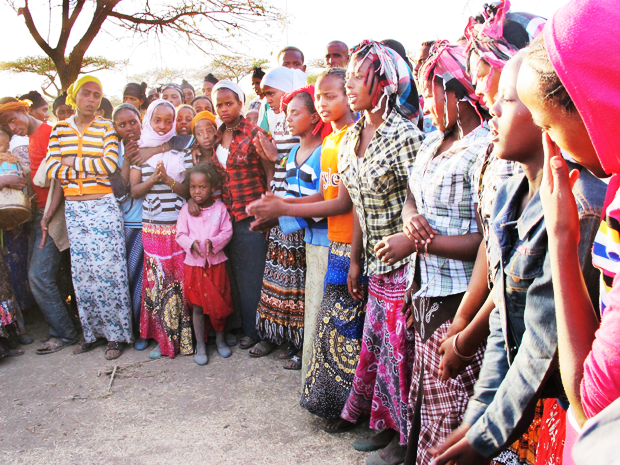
[161,144,165,154]
[169,180,176,189]
[453,332,477,361]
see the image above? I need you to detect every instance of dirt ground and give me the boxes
[0,308,375,465]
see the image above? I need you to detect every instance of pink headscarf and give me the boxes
[543,0,620,175]
[139,99,186,183]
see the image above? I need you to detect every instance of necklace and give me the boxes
[225,120,242,132]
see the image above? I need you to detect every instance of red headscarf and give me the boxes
[280,85,332,141]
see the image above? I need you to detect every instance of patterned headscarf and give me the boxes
[350,40,419,122]
[66,75,102,109]
[280,85,332,140]
[419,41,483,126]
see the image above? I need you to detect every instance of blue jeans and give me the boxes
[28,210,78,343]
[228,217,267,340]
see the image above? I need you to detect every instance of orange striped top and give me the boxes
[46,116,119,196]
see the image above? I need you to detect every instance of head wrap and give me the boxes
[419,41,483,128]
[212,80,246,115]
[112,103,141,121]
[252,67,266,80]
[544,0,620,175]
[0,99,30,116]
[204,73,219,84]
[161,83,185,104]
[280,86,332,140]
[66,75,102,109]
[261,67,308,94]
[465,0,546,77]
[191,111,217,133]
[139,99,186,182]
[350,40,419,122]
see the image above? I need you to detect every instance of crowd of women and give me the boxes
[1,0,619,463]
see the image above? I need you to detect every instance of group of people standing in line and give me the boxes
[1,0,620,464]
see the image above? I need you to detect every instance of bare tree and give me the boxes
[6,0,282,92]
[0,55,122,98]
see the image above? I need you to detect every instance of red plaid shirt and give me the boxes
[216,117,269,221]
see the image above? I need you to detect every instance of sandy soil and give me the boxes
[0,310,373,465]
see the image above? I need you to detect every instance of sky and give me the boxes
[0,0,570,102]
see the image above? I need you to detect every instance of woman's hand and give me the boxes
[186,198,201,217]
[133,147,157,166]
[430,436,490,465]
[539,132,581,246]
[124,141,140,163]
[253,132,278,162]
[190,240,203,258]
[375,233,416,266]
[39,213,52,249]
[403,213,437,245]
[60,156,76,167]
[347,260,364,301]
[249,217,277,233]
[438,335,469,381]
[246,192,284,221]
[0,174,27,190]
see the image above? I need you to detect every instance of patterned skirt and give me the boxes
[405,292,484,465]
[300,241,368,419]
[0,251,17,338]
[140,223,192,358]
[65,197,133,344]
[493,399,546,465]
[125,227,144,333]
[341,265,413,445]
[255,226,306,349]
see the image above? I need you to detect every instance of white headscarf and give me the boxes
[211,80,246,115]
[139,99,186,183]
[261,67,308,94]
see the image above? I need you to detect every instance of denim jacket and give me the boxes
[464,163,605,457]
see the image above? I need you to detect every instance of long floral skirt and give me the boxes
[65,197,133,344]
[140,223,192,358]
[341,265,413,445]
[255,226,306,349]
[300,241,367,419]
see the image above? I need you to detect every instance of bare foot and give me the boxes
[378,434,406,464]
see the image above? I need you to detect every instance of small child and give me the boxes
[190,111,227,204]
[176,105,196,136]
[176,163,233,365]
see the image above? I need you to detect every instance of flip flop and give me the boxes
[104,342,124,361]
[36,337,73,355]
[72,340,101,355]
[249,341,273,358]
[283,354,302,370]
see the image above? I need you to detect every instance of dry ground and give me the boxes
[0,309,373,465]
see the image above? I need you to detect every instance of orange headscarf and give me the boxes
[191,111,217,133]
[0,100,30,115]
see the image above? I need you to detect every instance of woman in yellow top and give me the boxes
[46,76,132,360]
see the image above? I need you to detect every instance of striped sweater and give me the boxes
[46,116,119,196]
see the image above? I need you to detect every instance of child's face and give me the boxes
[0,132,10,152]
[75,82,102,118]
[345,57,378,112]
[316,75,348,124]
[246,110,259,125]
[114,109,142,143]
[162,88,183,107]
[214,89,243,124]
[262,85,285,114]
[55,104,75,121]
[150,104,175,136]
[489,56,543,163]
[194,119,217,150]
[0,109,29,137]
[189,172,214,206]
[176,107,194,135]
[30,103,49,122]
[286,96,317,138]
[183,88,195,103]
[193,98,213,114]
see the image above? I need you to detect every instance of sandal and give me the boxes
[283,354,302,370]
[239,336,259,350]
[36,337,74,355]
[249,341,273,358]
[72,340,99,355]
[277,343,297,360]
[8,348,25,357]
[322,418,356,434]
[104,342,124,361]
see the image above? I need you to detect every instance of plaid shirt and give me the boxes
[409,125,492,297]
[216,117,269,221]
[339,109,424,276]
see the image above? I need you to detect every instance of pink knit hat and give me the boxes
[543,0,620,175]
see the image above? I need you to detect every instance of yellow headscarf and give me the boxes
[66,75,102,109]
[191,111,217,133]
[0,99,30,115]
